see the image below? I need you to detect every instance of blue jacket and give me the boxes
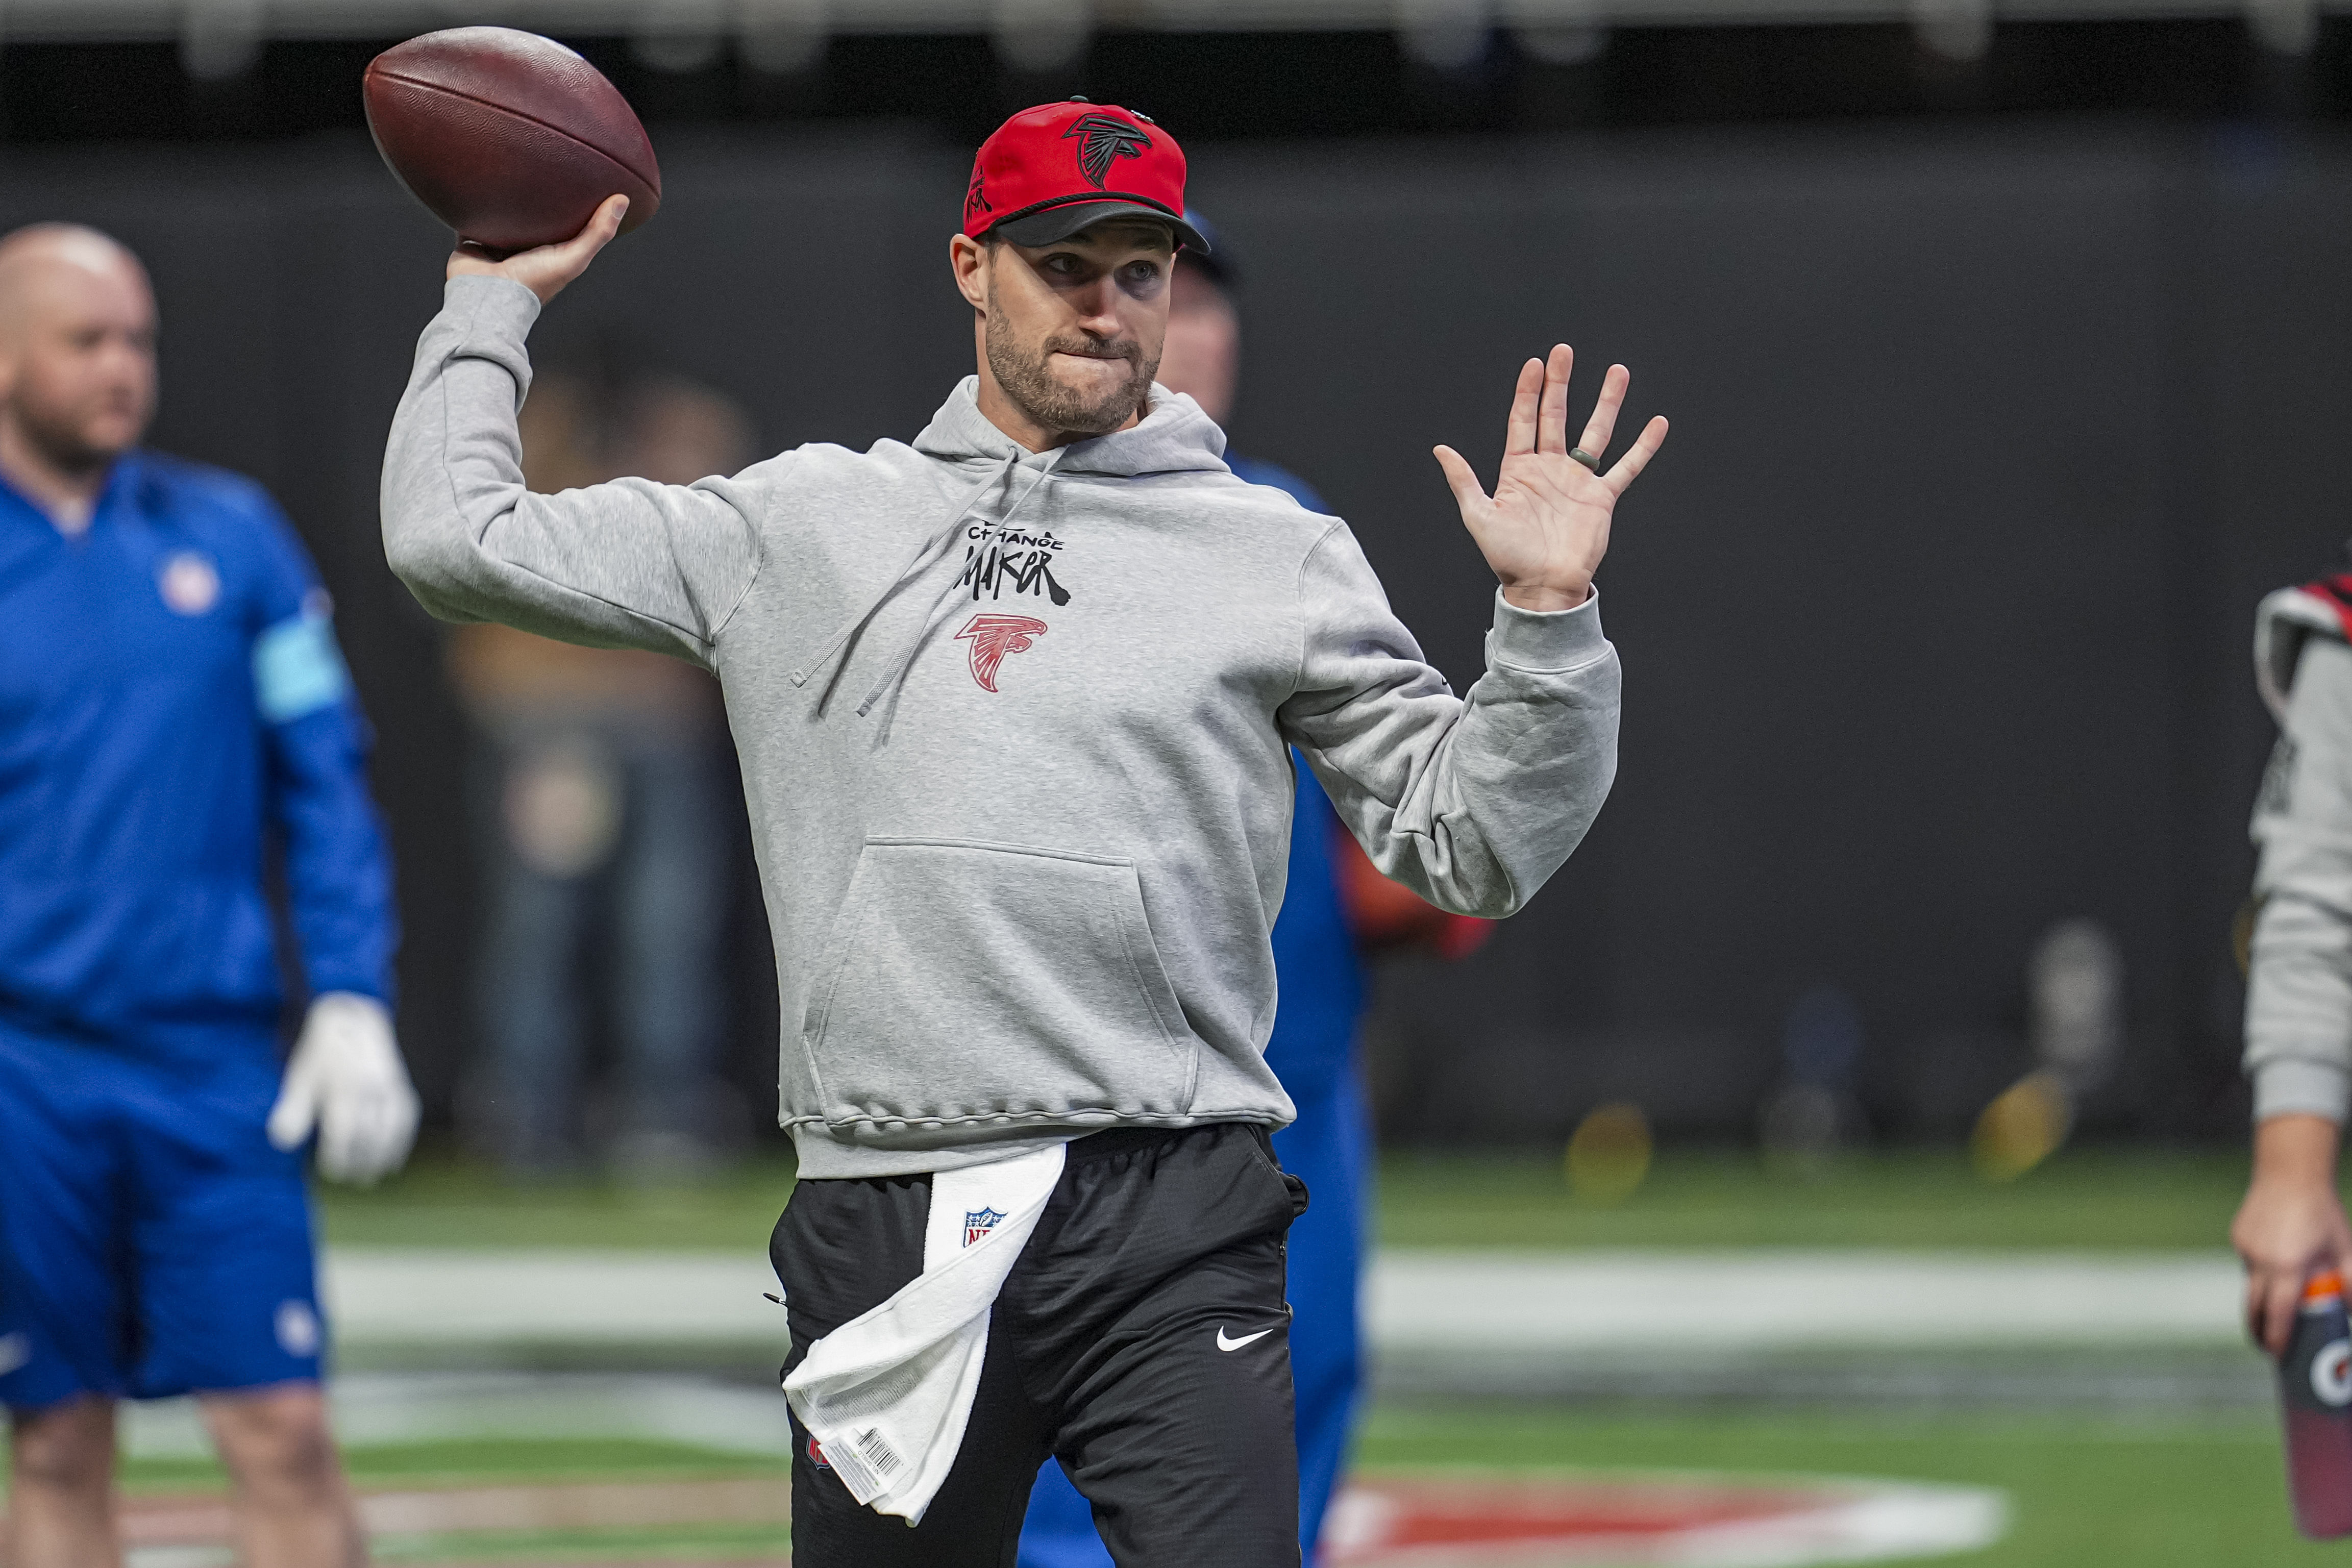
[1228,455,1366,1099]
[0,452,394,1056]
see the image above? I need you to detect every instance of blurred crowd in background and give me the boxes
[452,364,750,1177]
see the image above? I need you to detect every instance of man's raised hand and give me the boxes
[446,194,630,306]
[1434,344,1667,613]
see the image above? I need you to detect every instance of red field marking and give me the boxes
[1324,1474,2007,1565]
[78,1468,1998,1567]
[1357,1478,1831,1544]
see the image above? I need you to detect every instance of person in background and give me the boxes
[2236,564,2352,1352]
[0,223,411,1567]
[447,368,751,1177]
[1014,212,1491,1568]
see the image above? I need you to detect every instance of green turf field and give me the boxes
[111,1438,794,1563]
[90,1403,2337,1565]
[270,1142,2294,1563]
[1372,1145,2252,1250]
[319,1152,802,1251]
[318,1143,2255,1252]
[1354,1402,2329,1567]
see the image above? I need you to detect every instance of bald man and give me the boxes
[0,224,410,1567]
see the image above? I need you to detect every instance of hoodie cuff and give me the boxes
[442,273,543,336]
[2253,1058,2352,1124]
[1487,588,1608,674]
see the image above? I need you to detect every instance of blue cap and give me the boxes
[1178,208,1236,287]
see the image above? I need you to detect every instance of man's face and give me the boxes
[968,220,1174,438]
[0,249,157,472]
[1156,261,1239,428]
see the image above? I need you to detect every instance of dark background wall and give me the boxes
[4,112,2346,1144]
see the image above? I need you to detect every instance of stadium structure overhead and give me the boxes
[3,0,2339,64]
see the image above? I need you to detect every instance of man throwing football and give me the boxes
[382,100,1662,1567]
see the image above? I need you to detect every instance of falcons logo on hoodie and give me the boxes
[956,614,1048,692]
[1061,113,1151,189]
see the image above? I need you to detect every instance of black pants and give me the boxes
[773,1122,1309,1568]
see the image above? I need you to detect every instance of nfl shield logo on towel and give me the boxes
[963,1207,1007,1247]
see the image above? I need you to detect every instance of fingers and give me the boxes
[372,1084,422,1182]
[318,1088,411,1185]
[2259,1268,2306,1358]
[1538,343,1573,455]
[265,1076,318,1153]
[449,195,631,298]
[349,1118,395,1185]
[1577,362,1628,461]
[2247,1267,2287,1352]
[1503,358,1543,458]
[536,195,630,274]
[320,1096,378,1185]
[1602,415,1670,497]
[1432,445,1490,513]
[315,1075,420,1185]
[316,1093,352,1181]
[381,1096,421,1179]
[572,193,630,257]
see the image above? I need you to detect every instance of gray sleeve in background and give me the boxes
[379,276,765,665]
[1277,520,1620,919]
[2247,632,2352,1123]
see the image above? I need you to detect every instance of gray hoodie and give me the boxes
[383,275,1622,1176]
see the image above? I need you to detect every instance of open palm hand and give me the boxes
[1434,344,1667,612]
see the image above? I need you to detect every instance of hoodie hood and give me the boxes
[911,376,1232,479]
[783,379,1232,719]
[789,379,1229,719]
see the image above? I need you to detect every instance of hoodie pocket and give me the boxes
[801,836,1198,1128]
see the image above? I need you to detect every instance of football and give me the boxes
[363,28,661,258]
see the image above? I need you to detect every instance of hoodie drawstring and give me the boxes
[787,449,1064,719]
[854,451,1064,718]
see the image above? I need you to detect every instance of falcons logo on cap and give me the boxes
[956,614,1049,692]
[1062,113,1151,189]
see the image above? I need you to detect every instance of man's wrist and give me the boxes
[1500,581,1591,613]
[2254,1112,2343,1188]
[310,989,389,1011]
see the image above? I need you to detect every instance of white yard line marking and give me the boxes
[313,1247,2245,1354]
[322,1251,786,1343]
[1369,1250,2244,1352]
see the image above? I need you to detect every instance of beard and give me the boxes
[985,279,1159,438]
[11,390,140,476]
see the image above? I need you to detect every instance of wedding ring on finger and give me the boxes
[1568,447,1602,472]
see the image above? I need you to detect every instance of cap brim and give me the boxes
[994,200,1209,254]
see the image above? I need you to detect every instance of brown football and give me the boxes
[363,28,661,258]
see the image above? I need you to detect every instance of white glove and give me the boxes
[267,992,420,1185]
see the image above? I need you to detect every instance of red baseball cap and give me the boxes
[963,98,1208,254]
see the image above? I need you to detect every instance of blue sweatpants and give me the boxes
[1016,1071,1371,1566]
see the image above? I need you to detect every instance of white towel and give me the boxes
[781,1142,1068,1524]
